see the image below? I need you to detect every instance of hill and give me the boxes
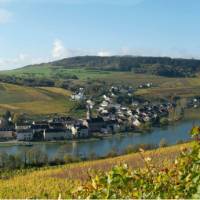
[0,83,75,116]
[2,56,200,114]
[0,142,192,199]
[3,55,200,77]
[50,55,200,77]
[1,56,200,84]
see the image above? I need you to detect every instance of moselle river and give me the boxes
[0,119,198,159]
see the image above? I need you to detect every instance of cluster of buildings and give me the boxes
[96,93,173,131]
[0,100,173,142]
[0,84,176,142]
[15,117,89,141]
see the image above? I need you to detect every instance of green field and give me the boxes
[3,65,200,90]
[0,82,75,116]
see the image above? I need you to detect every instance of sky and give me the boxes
[0,0,200,69]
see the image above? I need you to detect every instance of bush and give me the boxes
[159,117,169,126]
[159,138,168,148]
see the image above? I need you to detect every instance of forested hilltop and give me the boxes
[1,55,200,92]
[45,55,200,77]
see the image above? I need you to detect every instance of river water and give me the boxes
[0,119,198,159]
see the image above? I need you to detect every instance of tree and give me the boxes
[3,110,11,121]
[27,147,48,166]
[159,138,168,148]
[190,126,200,141]
[12,113,26,124]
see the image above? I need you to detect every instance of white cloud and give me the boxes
[52,39,92,58]
[2,39,200,71]
[0,9,12,24]
[52,39,67,59]
[97,50,111,57]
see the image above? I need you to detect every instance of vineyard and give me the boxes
[0,139,199,199]
[73,141,200,199]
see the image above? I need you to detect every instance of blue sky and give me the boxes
[0,0,200,69]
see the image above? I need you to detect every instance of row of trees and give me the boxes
[0,137,185,172]
[0,74,78,88]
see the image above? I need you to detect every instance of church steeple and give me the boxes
[86,104,92,120]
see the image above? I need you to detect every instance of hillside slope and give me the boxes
[0,142,191,198]
[2,55,200,78]
[0,83,74,115]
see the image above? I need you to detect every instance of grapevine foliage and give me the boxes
[73,141,200,199]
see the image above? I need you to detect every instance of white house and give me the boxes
[17,131,33,141]
[71,92,85,101]
[101,101,109,107]
[67,124,89,138]
[43,129,73,141]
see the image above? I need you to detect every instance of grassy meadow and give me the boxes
[0,142,192,198]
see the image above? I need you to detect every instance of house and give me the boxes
[84,117,105,133]
[71,88,85,101]
[31,123,49,140]
[101,100,109,107]
[0,118,8,129]
[15,123,31,130]
[104,119,120,133]
[103,95,111,102]
[43,129,72,141]
[68,124,89,138]
[71,92,85,101]
[42,122,66,140]
[17,130,33,141]
[0,129,15,140]
[16,123,34,141]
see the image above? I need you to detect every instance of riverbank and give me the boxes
[0,118,195,159]
[0,120,187,146]
[0,130,153,146]
[2,104,199,146]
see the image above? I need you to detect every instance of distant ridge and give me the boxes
[24,55,200,77]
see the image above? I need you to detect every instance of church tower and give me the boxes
[86,104,92,120]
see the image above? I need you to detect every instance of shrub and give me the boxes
[159,138,168,148]
[159,117,169,126]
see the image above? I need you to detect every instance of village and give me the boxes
[0,83,199,142]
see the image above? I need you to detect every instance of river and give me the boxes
[0,119,198,159]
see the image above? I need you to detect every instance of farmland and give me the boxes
[0,142,192,199]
